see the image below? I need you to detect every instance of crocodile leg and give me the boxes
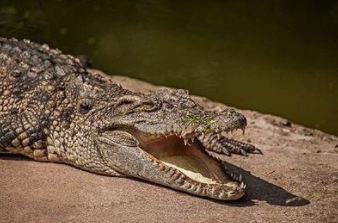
[0,112,48,160]
[198,133,262,158]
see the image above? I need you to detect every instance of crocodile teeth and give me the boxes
[241,127,246,134]
[217,134,221,139]
[241,182,247,189]
[238,174,243,182]
[184,139,188,146]
[227,172,243,182]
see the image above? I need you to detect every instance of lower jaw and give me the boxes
[141,136,244,200]
[169,165,244,200]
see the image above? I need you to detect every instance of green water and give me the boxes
[0,0,337,136]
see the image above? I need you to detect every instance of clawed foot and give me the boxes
[198,133,262,162]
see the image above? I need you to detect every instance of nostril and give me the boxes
[238,113,247,125]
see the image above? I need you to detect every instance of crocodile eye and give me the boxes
[141,97,162,112]
[141,101,156,110]
[79,98,92,113]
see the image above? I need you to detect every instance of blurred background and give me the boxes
[0,0,337,136]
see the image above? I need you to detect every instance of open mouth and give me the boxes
[100,109,256,200]
[136,132,246,200]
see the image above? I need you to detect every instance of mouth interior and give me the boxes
[140,135,231,185]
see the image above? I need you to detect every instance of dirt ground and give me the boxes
[1,69,337,223]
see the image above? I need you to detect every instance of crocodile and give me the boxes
[0,38,262,201]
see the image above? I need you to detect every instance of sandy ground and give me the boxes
[1,70,337,223]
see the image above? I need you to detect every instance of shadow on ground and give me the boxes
[222,161,310,207]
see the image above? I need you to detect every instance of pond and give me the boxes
[0,0,337,136]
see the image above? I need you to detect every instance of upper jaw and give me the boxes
[177,109,248,145]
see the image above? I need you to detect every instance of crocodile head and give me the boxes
[98,87,250,200]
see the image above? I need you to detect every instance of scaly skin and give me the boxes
[0,38,261,201]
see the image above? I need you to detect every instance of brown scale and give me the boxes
[0,38,85,158]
